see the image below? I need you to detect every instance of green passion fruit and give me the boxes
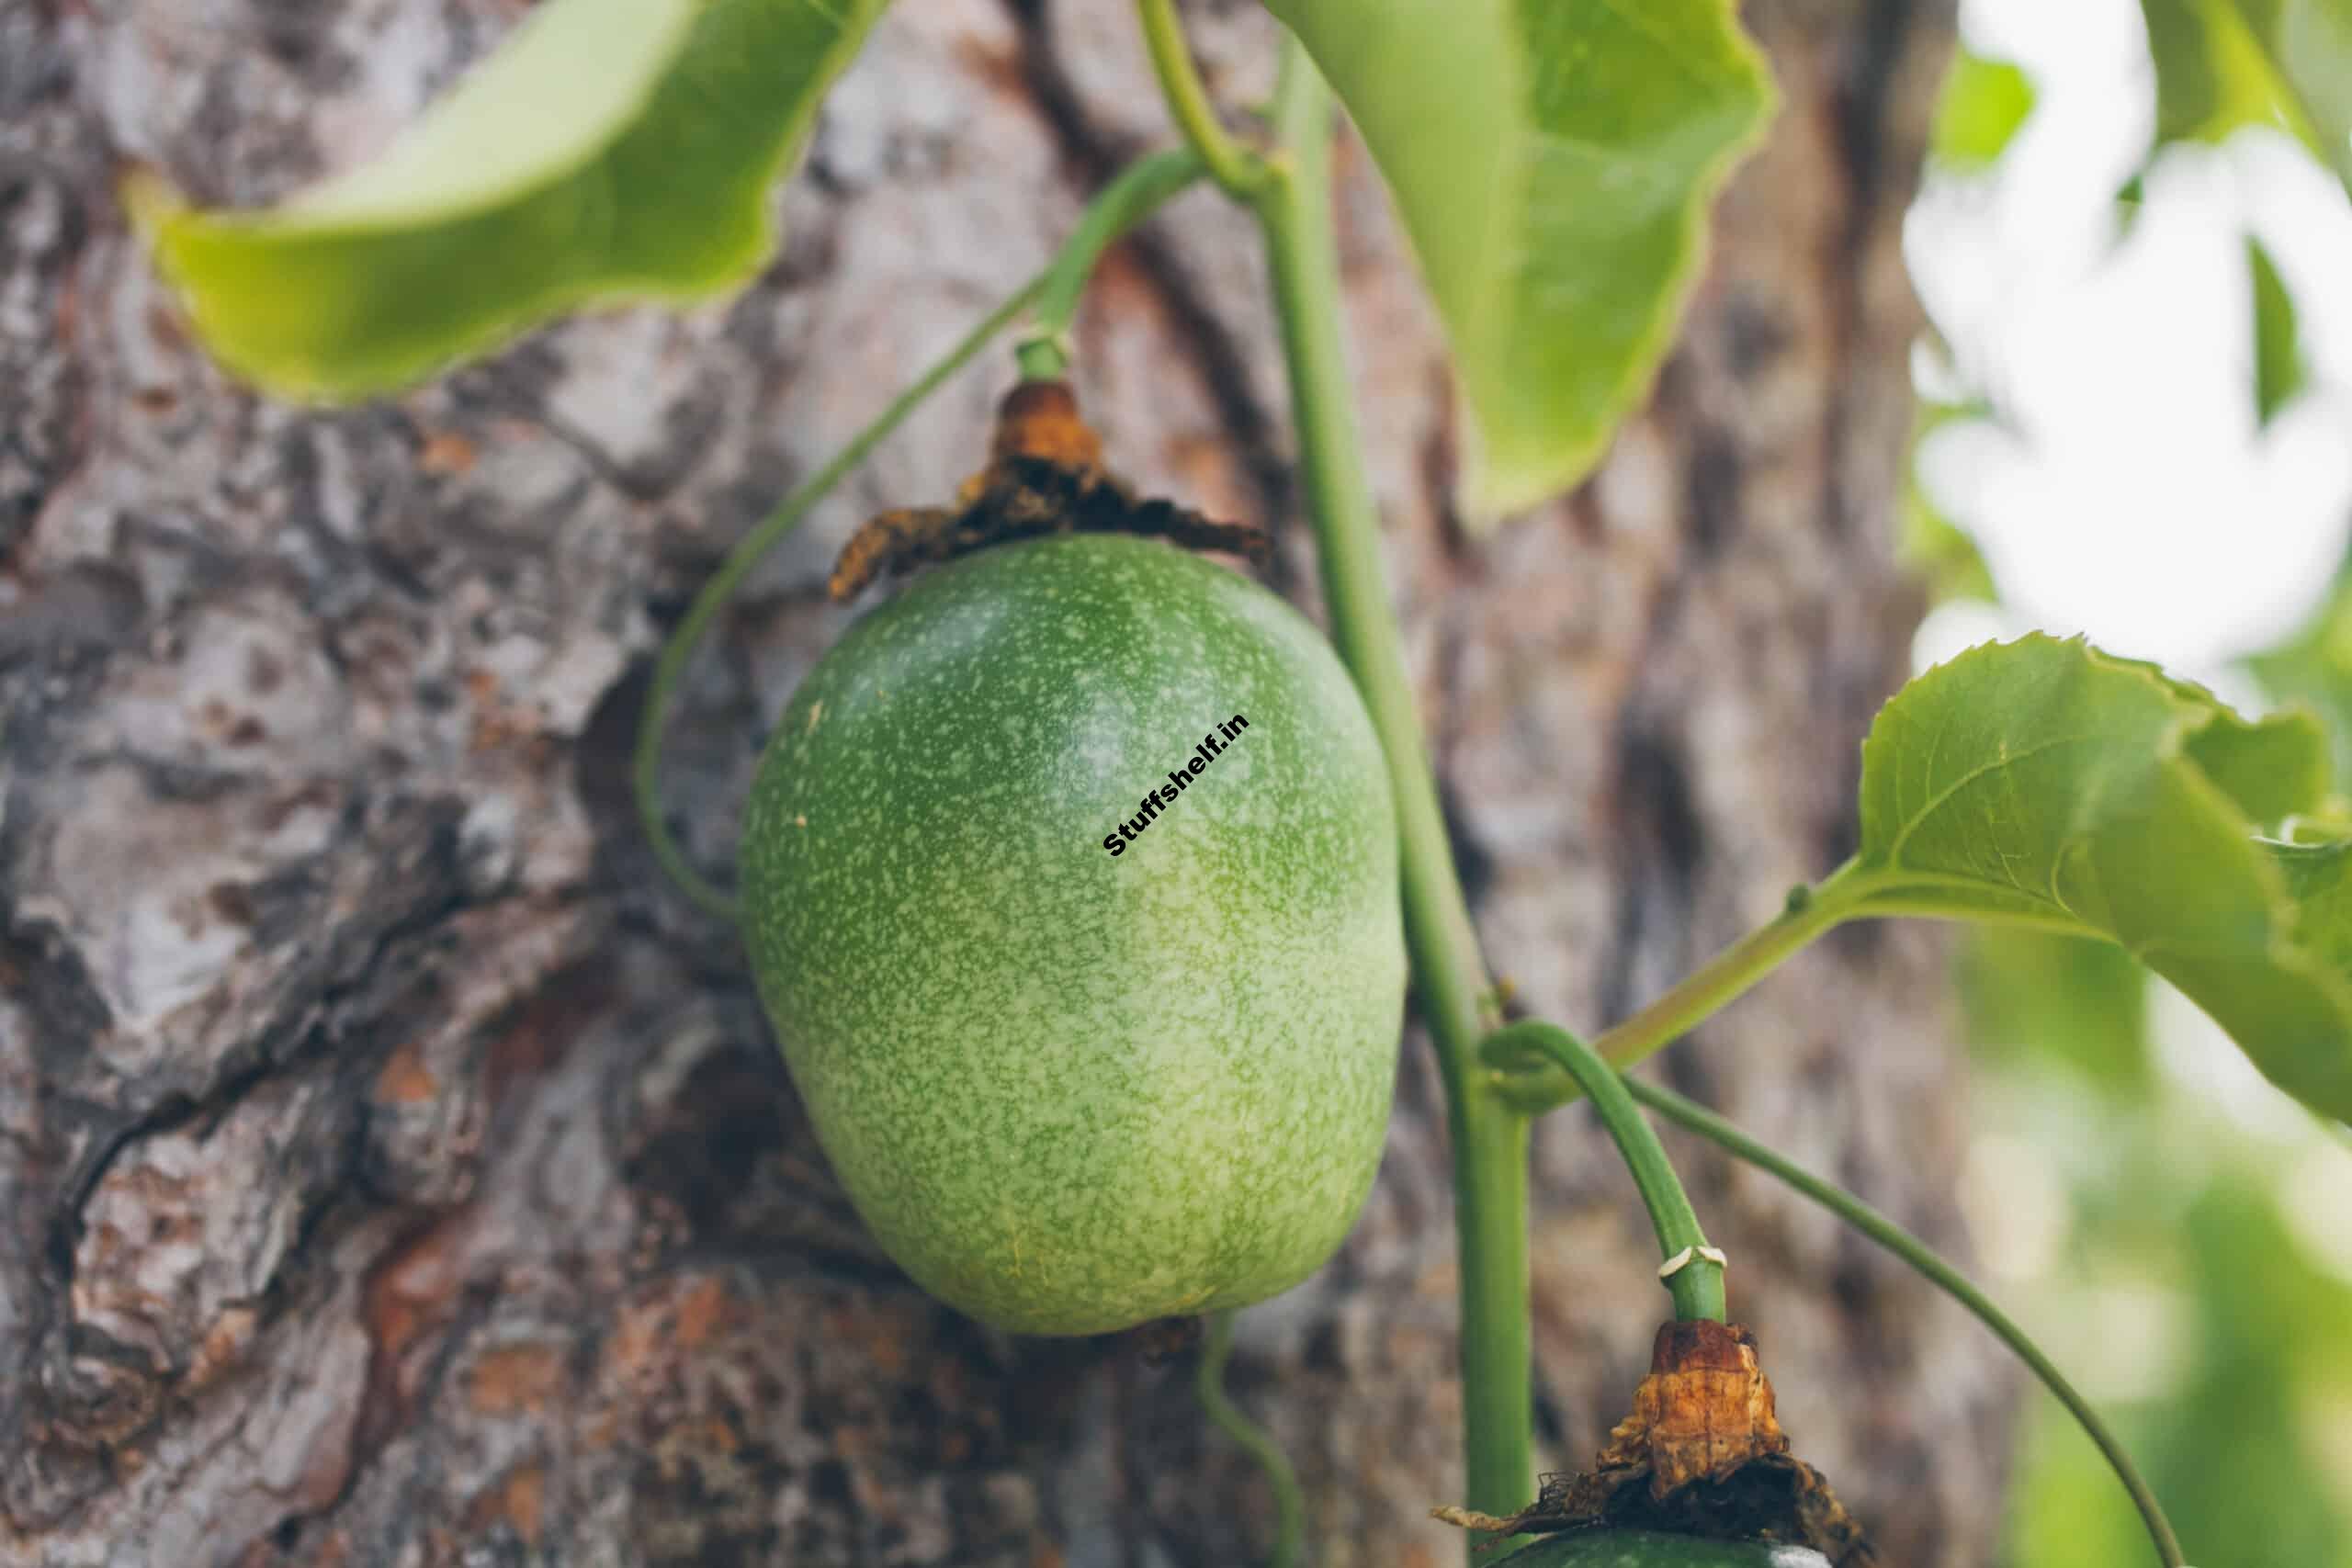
[1492,1533,1832,1568]
[741,533,1406,1335]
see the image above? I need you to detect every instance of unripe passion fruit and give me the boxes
[741,533,1406,1335]
[1492,1533,1831,1568]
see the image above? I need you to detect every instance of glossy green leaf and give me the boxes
[2109,168,2152,243]
[2249,234,2307,425]
[1960,927,2153,1090]
[1835,634,2352,1120]
[2249,547,2352,777]
[1933,51,2037,170]
[2143,0,2301,146]
[2007,1168,2352,1567]
[133,0,887,399]
[2159,1180,2352,1562]
[1900,478,1996,605]
[1263,0,1776,521]
[2140,0,2352,191]
[1900,399,2002,604]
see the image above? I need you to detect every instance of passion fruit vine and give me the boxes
[741,527,1406,1335]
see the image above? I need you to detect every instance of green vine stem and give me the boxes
[1136,0,1271,200]
[1481,1021,1726,1323]
[1249,38,1534,1530]
[1627,1077,2188,1568]
[1197,1310,1308,1568]
[634,156,1205,919]
[1015,148,1205,382]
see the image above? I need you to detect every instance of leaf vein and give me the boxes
[1881,731,2104,867]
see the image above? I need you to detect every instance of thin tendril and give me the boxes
[633,154,1206,919]
[630,282,1036,921]
[1196,1310,1306,1568]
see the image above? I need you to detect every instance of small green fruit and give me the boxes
[1492,1532,1832,1567]
[741,534,1405,1335]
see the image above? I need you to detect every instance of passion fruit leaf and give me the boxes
[1838,633,2352,1120]
[2139,0,2352,191]
[2143,0,2301,148]
[1898,398,2003,606]
[2248,547,2352,778]
[2250,233,2307,425]
[740,535,1406,1336]
[1898,475,1996,605]
[1261,0,1775,522]
[132,0,886,399]
[1490,1531,1828,1568]
[1932,49,2037,170]
[1959,926,2154,1091]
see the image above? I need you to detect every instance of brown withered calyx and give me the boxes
[828,380,1272,602]
[1433,1321,1880,1566]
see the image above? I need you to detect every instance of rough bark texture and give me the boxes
[0,1,2016,1564]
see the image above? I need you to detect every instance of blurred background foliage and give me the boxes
[1912,6,2352,1561]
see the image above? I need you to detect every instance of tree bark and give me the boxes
[0,0,2013,1564]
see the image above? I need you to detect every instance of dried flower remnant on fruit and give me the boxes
[828,380,1272,601]
[1432,1321,1879,1566]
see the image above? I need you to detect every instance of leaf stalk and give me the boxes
[1586,865,1857,1074]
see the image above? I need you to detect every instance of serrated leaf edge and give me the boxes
[1846,631,2352,1111]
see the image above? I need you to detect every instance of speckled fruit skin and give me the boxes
[740,533,1405,1336]
[1493,1533,1830,1567]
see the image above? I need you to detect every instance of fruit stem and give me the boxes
[1016,148,1205,382]
[1136,0,1272,201]
[1480,1022,1726,1324]
[1250,35,1535,1539]
[1628,1077,2188,1568]
[635,157,1204,919]
[1197,1311,1307,1568]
